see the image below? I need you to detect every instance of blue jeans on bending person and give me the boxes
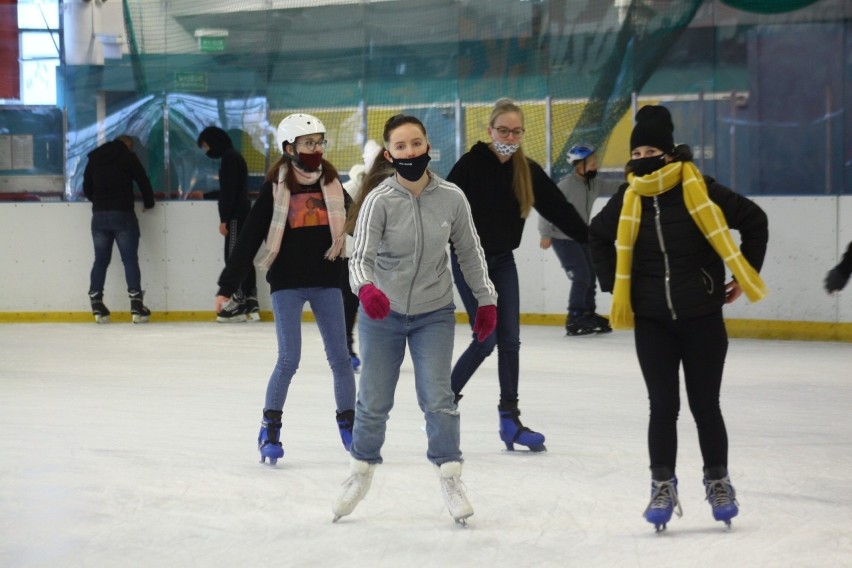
[264,287,356,412]
[89,210,142,293]
[350,303,461,465]
[450,249,521,402]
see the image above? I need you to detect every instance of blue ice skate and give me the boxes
[336,409,355,451]
[643,477,682,532]
[498,402,546,452]
[258,410,284,465]
[704,474,739,528]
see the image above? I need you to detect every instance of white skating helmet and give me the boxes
[567,144,595,165]
[276,113,326,153]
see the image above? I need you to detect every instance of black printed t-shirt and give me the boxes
[217,179,346,296]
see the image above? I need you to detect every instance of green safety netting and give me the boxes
[64,0,710,198]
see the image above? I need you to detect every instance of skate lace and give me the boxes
[705,477,738,508]
[441,475,469,511]
[644,480,683,518]
[339,473,368,505]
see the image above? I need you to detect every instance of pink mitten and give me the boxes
[472,304,497,342]
[358,283,391,320]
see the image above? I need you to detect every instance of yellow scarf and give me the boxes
[610,161,767,329]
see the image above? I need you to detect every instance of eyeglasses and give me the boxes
[492,126,525,138]
[297,139,328,151]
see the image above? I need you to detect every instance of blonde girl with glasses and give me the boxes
[448,98,589,452]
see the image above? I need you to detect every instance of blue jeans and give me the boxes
[550,239,597,314]
[450,250,521,403]
[89,210,142,293]
[264,288,356,413]
[351,303,460,465]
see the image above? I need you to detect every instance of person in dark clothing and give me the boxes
[197,126,258,322]
[824,241,852,293]
[589,105,769,532]
[214,113,355,465]
[448,98,588,453]
[83,135,155,324]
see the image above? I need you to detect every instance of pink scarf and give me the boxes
[255,163,347,270]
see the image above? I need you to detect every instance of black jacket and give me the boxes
[589,176,768,321]
[197,127,250,223]
[217,178,352,297]
[83,140,154,211]
[447,142,588,254]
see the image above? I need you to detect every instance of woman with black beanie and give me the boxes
[589,105,769,532]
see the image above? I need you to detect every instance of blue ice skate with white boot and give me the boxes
[643,476,682,532]
[498,400,546,452]
[258,409,284,465]
[704,467,739,528]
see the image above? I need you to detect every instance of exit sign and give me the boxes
[199,36,226,53]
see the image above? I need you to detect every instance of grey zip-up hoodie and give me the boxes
[350,173,497,315]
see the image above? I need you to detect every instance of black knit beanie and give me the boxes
[630,105,674,152]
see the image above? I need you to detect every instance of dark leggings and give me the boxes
[634,310,729,478]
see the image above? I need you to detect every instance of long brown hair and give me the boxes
[343,114,425,235]
[490,98,534,218]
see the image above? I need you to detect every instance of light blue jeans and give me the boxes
[264,287,356,413]
[350,303,461,465]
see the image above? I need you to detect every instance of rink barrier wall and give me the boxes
[0,197,850,342]
[1,312,851,343]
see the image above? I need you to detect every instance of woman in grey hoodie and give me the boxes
[332,115,497,526]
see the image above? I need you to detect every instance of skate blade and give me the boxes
[454,516,472,527]
[332,515,343,523]
[217,315,248,323]
[501,443,547,453]
[94,315,110,324]
[132,314,150,324]
[247,312,261,322]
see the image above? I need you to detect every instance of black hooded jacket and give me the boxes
[83,140,155,211]
[197,126,250,222]
[447,141,588,255]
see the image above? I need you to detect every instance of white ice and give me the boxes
[1,322,851,567]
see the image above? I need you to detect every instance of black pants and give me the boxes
[634,310,729,479]
[224,216,256,297]
[341,259,359,355]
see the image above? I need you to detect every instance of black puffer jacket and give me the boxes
[83,140,154,211]
[589,176,768,321]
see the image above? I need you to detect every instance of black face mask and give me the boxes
[391,153,431,182]
[630,155,667,177]
[583,170,598,182]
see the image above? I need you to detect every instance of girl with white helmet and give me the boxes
[215,113,356,465]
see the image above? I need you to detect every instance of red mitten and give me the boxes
[358,283,391,320]
[472,304,497,342]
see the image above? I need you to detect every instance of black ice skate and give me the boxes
[89,291,110,324]
[129,290,151,323]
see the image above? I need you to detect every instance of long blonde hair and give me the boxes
[490,98,534,218]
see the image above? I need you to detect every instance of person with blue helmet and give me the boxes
[539,143,619,335]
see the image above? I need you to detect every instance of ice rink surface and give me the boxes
[1,322,851,568]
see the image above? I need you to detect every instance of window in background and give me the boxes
[17,0,60,106]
